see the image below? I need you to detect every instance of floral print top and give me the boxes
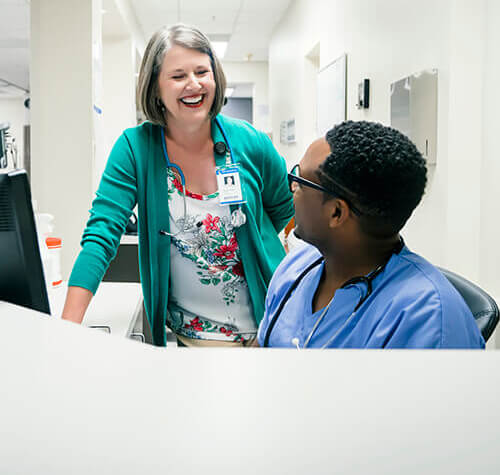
[166,168,257,343]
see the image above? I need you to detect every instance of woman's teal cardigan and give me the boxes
[68,115,294,345]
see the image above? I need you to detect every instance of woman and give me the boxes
[61,24,294,347]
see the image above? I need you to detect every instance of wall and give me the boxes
[222,61,269,132]
[269,0,322,164]
[479,0,500,347]
[30,0,101,278]
[269,0,499,346]
[222,97,253,123]
[0,97,27,172]
[101,36,137,185]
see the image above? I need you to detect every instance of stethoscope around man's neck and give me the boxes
[262,238,405,349]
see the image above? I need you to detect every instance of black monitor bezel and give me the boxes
[0,170,51,315]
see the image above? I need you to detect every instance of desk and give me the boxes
[48,282,143,338]
[0,306,499,474]
[0,281,143,339]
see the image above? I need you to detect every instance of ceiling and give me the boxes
[0,0,292,97]
[0,0,30,96]
[129,0,292,62]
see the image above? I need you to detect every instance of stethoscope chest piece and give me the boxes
[213,141,227,155]
[231,207,246,227]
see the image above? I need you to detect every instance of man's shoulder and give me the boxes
[388,247,478,329]
[269,243,321,293]
[395,248,461,301]
[282,242,321,270]
[382,247,484,348]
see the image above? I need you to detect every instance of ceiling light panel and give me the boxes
[211,41,228,59]
[130,0,293,61]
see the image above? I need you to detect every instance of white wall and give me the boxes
[222,61,270,133]
[0,97,27,171]
[29,0,139,279]
[269,0,500,346]
[31,0,102,278]
[269,0,322,163]
[101,36,137,184]
[479,0,500,348]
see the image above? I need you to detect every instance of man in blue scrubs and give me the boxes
[258,121,484,349]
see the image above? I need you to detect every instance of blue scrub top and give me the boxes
[258,243,485,349]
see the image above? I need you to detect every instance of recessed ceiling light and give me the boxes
[211,41,228,59]
[209,34,230,59]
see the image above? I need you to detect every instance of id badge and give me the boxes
[216,166,245,205]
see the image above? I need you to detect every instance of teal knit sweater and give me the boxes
[68,115,294,345]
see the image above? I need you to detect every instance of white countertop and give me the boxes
[47,281,142,337]
[0,303,499,474]
[120,234,138,245]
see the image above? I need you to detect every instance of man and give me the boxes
[258,121,484,349]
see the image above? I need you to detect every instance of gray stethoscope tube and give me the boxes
[159,116,242,238]
[263,239,404,349]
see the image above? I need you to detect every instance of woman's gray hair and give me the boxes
[137,24,227,128]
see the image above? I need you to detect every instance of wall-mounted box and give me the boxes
[280,118,296,144]
[390,69,438,164]
[356,79,370,109]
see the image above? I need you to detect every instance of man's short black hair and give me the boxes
[318,121,427,237]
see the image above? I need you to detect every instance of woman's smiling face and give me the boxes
[157,44,216,127]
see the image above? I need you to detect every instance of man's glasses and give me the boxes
[288,164,363,216]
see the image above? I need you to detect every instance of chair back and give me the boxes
[439,268,499,342]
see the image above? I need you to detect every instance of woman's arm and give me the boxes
[61,286,93,323]
[259,133,294,232]
[64,131,138,321]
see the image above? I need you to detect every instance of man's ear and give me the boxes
[328,199,350,228]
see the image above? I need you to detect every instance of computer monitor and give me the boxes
[0,124,8,168]
[0,169,51,314]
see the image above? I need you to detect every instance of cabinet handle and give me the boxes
[130,332,145,343]
[88,325,111,333]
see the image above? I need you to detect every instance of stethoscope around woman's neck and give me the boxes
[159,116,246,238]
[263,237,405,349]
[161,116,234,175]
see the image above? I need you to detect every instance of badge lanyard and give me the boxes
[159,117,246,238]
[213,117,245,206]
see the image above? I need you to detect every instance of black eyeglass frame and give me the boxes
[288,164,363,216]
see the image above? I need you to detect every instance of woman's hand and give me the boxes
[61,286,93,324]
